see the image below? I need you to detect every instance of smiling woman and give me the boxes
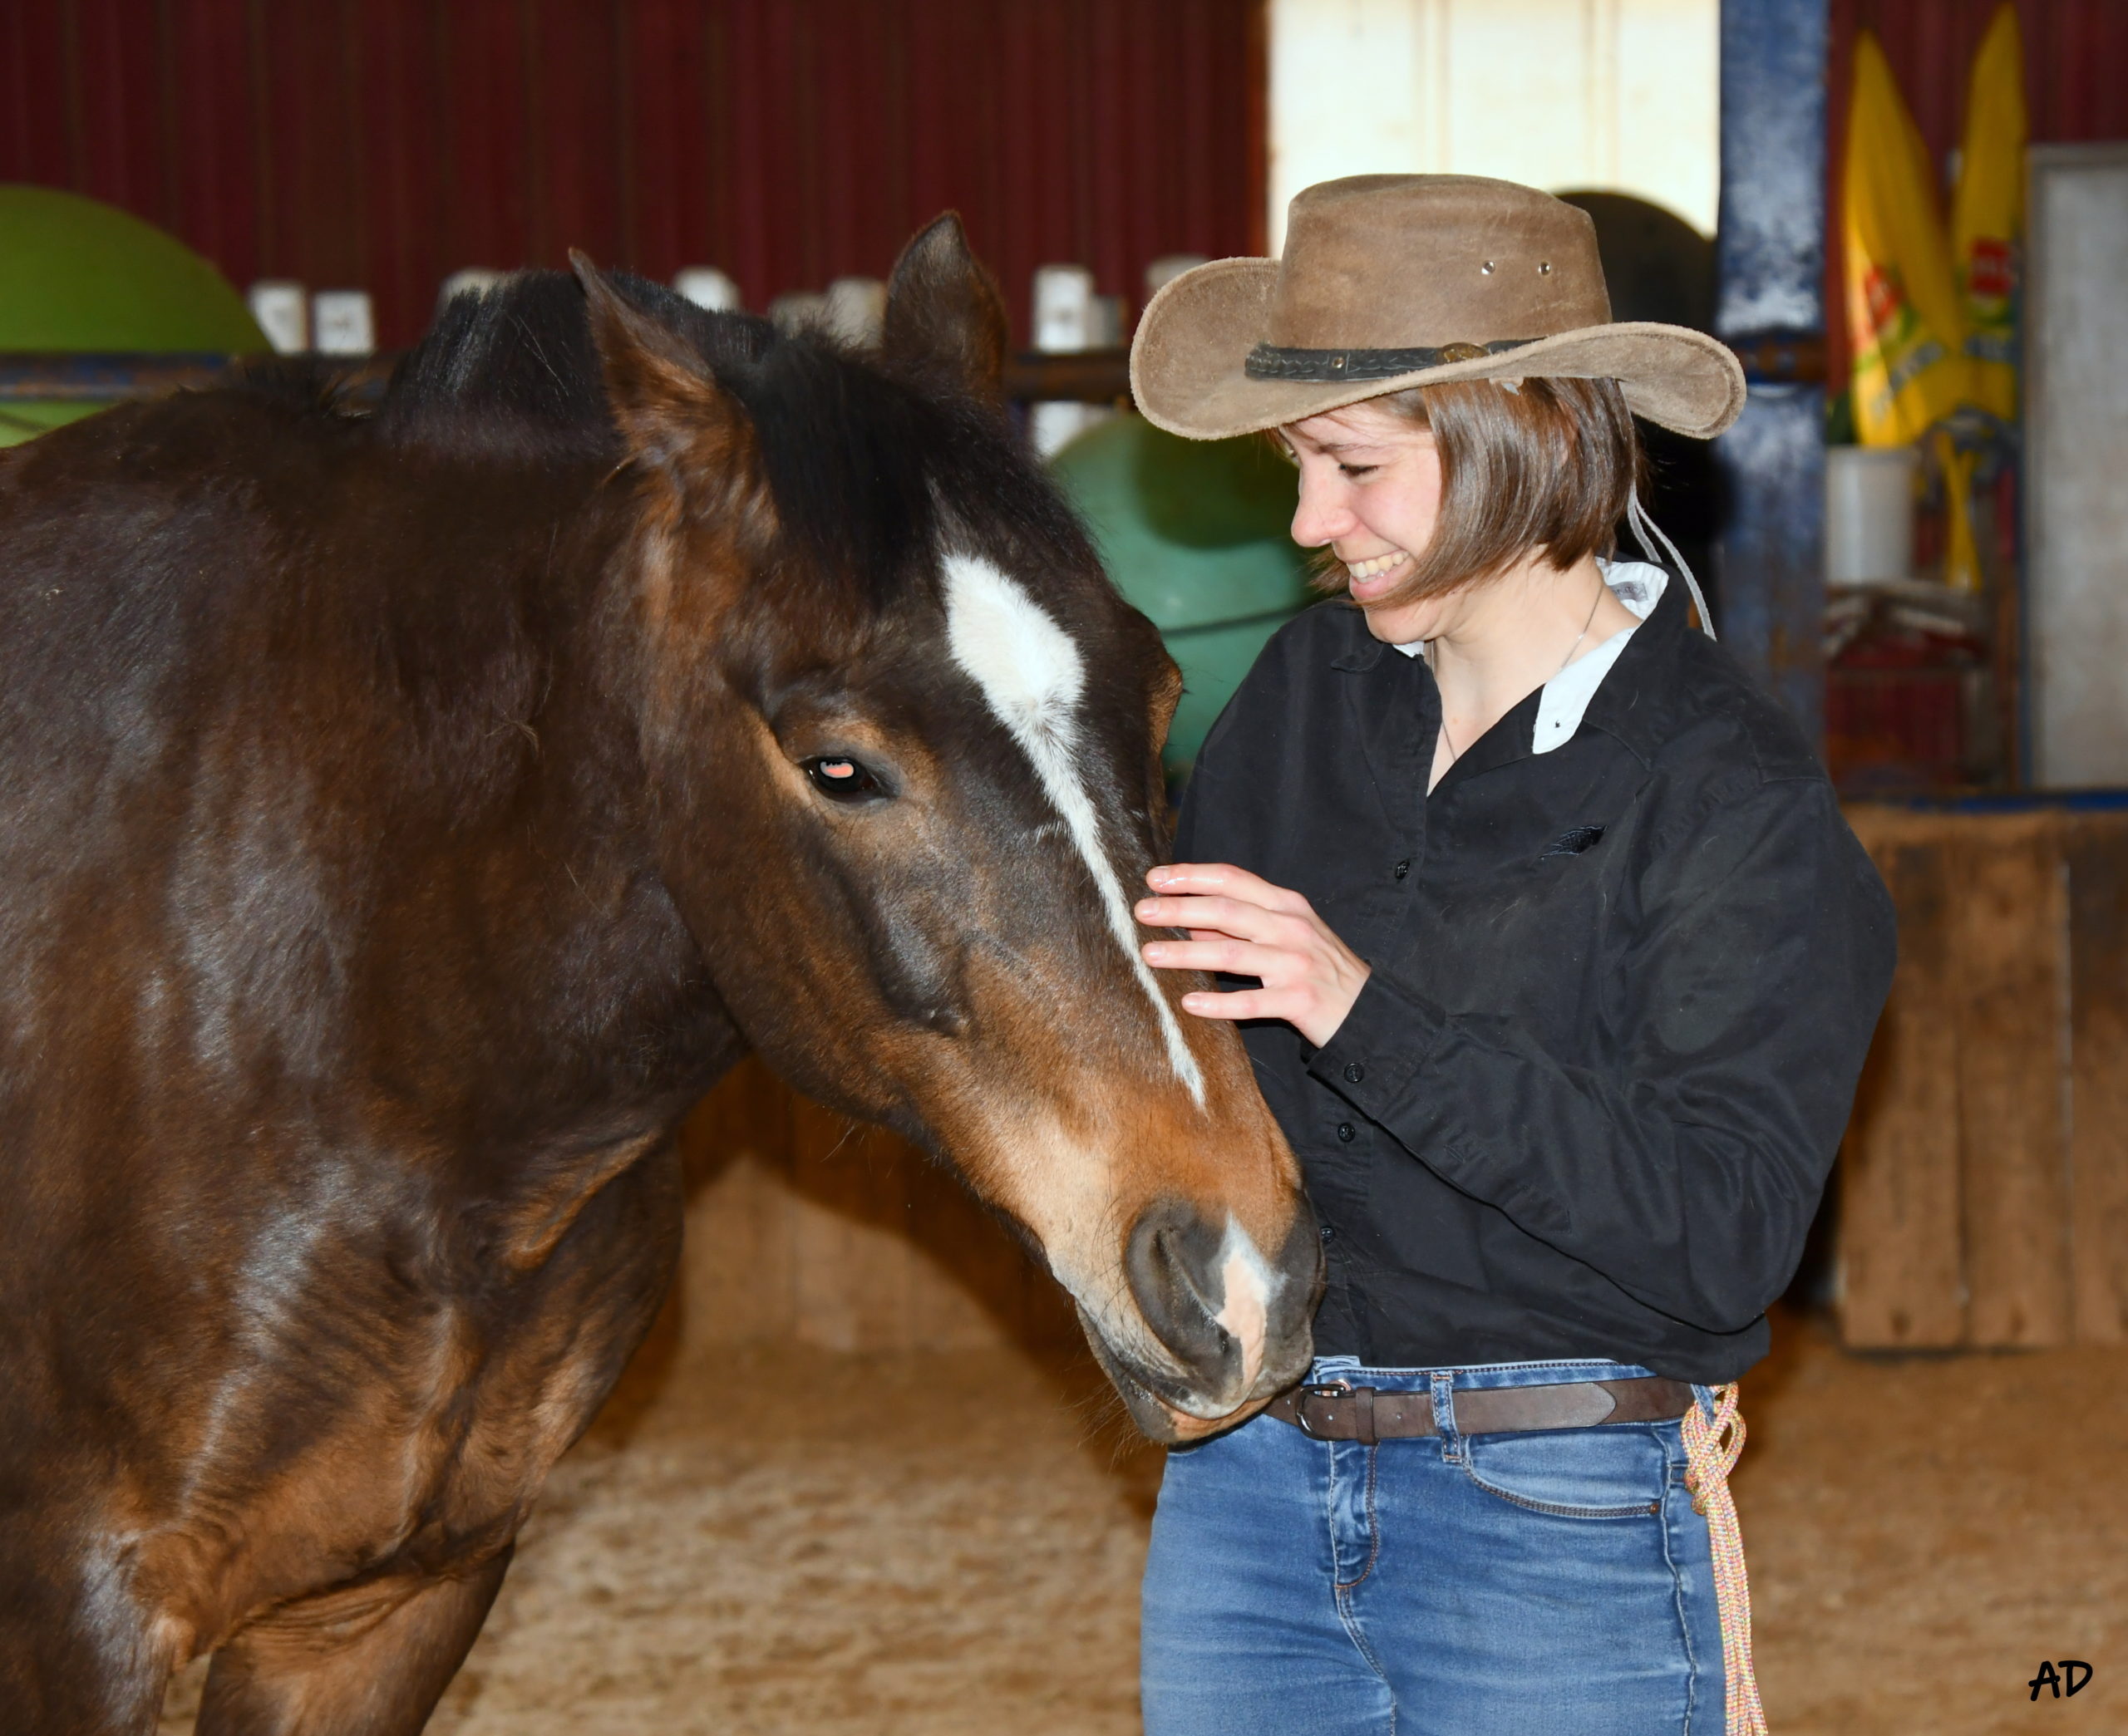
[1295,374,1643,607]
[1122,175,1897,1736]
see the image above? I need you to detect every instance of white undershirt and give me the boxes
[1395,560,1669,755]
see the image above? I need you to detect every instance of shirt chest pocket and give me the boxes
[1542,824,1606,858]
[1410,840,1618,976]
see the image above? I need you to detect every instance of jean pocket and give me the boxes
[1460,1424,1667,1519]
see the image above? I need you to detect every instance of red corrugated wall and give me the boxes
[1826,0,2128,386]
[0,0,1265,348]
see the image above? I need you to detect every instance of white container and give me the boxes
[1825,445,1919,586]
[824,276,888,347]
[311,290,375,357]
[438,268,505,312]
[1088,293,1126,347]
[1032,263,1096,352]
[767,290,828,334]
[248,280,308,354]
[1145,253,1207,300]
[1030,265,1115,457]
[674,267,742,312]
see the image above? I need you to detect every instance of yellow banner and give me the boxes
[1952,3,2025,422]
[1844,32,1973,446]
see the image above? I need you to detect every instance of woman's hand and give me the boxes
[1135,863,1371,1050]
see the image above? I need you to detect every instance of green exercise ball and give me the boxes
[0,185,266,446]
[1051,412,1315,778]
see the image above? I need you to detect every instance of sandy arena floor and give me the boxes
[160,1307,2125,1734]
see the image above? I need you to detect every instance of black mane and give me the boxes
[349,269,1090,613]
[373,269,761,459]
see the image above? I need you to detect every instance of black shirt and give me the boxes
[1175,574,1896,1384]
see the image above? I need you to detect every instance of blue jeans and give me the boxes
[1140,1357,1726,1735]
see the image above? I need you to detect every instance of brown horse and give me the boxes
[0,216,1318,1735]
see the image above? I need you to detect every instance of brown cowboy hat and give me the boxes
[1130,175,1746,442]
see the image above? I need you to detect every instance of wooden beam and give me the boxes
[1713,0,1830,743]
[2066,814,2128,1342]
[1951,812,2072,1346]
[1839,809,1968,1347]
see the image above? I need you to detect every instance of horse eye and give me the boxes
[803,755,890,802]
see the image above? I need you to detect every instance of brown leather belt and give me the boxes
[1265,1376,1693,1444]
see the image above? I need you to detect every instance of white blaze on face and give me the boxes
[1212,1217,1273,1393]
[942,552,1205,1106]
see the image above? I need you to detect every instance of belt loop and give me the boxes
[1429,1370,1461,1462]
[1353,1385,1377,1446]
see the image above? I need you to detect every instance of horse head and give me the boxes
[577,220,1319,1440]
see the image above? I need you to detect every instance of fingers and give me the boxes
[1173,987,1264,1022]
[1145,862,1311,915]
[1133,893,1301,942]
[1139,863,1368,1046]
[1140,937,1265,976]
[1180,976,1370,1048]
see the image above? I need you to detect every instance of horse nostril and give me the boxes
[1123,1203,1243,1381]
[1154,1226,1216,1311]
[1106,1197,1319,1417]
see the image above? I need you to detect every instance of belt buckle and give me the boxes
[1294,1379,1351,1438]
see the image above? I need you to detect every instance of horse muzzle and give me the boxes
[1076,1196,1323,1443]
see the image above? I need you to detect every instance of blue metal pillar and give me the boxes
[1714,0,1830,742]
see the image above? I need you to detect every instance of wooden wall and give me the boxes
[675,1057,1078,1356]
[0,0,1265,350]
[1840,804,2128,1349]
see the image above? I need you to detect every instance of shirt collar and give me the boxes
[1576,561,1691,764]
[1529,561,1664,753]
[1325,558,1692,769]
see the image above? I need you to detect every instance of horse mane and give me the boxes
[340,269,1089,617]
[371,270,753,460]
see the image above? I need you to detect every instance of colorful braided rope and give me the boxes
[1682,1382,1769,1736]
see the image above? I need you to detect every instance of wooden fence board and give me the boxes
[677,1058,798,1344]
[900,1153,1046,1353]
[1840,820,1968,1346]
[1950,814,2073,1347]
[790,1098,917,1353]
[673,1061,1076,1358]
[2067,814,2128,1343]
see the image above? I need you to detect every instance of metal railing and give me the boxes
[0,348,1145,408]
[0,337,1825,412]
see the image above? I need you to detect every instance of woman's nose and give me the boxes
[1289,473,1352,550]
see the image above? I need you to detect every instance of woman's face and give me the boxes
[1280,402,1455,645]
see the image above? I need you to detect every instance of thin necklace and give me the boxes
[1429,575,1607,767]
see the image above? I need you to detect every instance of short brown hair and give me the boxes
[1309,376,1644,608]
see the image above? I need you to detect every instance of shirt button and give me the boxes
[1320,1223,1336,1241]
[1337,1122,1356,1143]
[1393,859,1411,879]
[1343,1062,1365,1084]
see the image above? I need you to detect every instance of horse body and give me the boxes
[0,221,1318,1734]
[2,324,725,1734]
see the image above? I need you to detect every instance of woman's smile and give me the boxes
[1343,548,1413,599]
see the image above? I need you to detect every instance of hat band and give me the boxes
[1244,337,1536,383]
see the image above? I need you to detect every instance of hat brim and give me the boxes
[1129,258,1746,442]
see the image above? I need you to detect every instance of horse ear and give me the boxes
[572,251,761,509]
[882,214,1009,408]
